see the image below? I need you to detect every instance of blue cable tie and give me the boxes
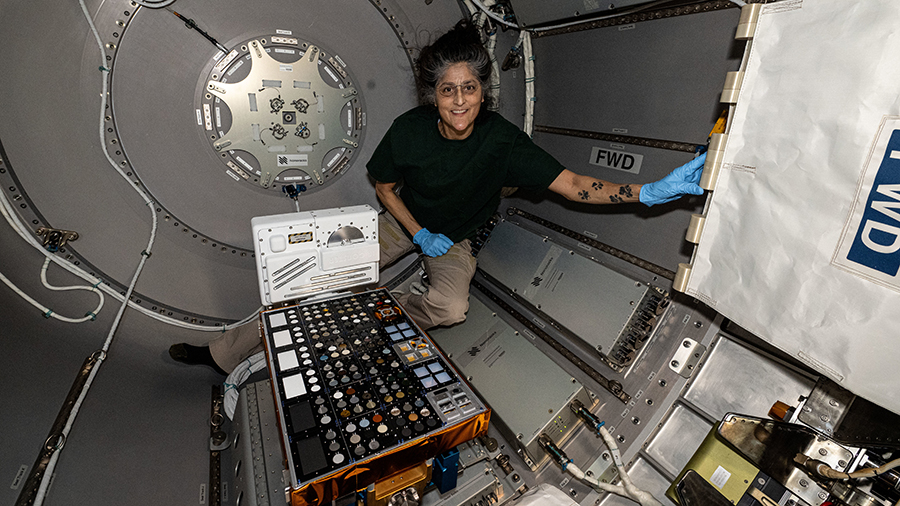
[84,311,97,321]
[561,458,572,472]
[530,97,537,101]
[43,310,54,318]
[224,382,236,391]
[92,281,103,288]
[141,250,152,258]
[99,66,110,72]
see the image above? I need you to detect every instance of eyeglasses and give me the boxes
[437,82,480,97]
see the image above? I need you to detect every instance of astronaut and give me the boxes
[169,21,706,374]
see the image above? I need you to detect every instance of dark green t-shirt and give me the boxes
[367,106,565,242]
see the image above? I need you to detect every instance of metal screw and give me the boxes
[632,417,640,425]
[820,414,830,422]
[799,479,809,488]
[671,360,680,367]
[838,460,847,468]
[659,379,667,387]
[694,321,703,328]
[601,452,610,461]
[683,341,691,348]
[586,470,594,477]
[512,474,520,482]
[757,478,766,486]
[829,399,839,407]
[818,448,828,456]
[818,492,828,500]
[570,489,578,498]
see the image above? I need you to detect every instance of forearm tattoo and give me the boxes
[579,190,590,200]
[619,185,633,198]
[592,181,603,191]
[609,194,624,203]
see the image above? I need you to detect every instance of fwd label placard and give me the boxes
[835,117,900,290]
[589,147,643,174]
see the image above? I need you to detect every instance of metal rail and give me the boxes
[16,352,103,506]
[506,207,676,280]
[531,0,738,38]
[534,125,700,154]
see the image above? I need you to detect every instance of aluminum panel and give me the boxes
[532,8,741,145]
[429,295,583,452]
[478,219,647,354]
[645,404,712,477]
[684,336,815,421]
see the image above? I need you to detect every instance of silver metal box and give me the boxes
[429,293,592,469]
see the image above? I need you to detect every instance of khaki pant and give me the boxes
[210,211,477,372]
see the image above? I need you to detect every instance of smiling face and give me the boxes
[435,62,484,140]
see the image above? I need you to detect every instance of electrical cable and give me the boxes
[796,454,900,481]
[0,260,102,323]
[470,0,693,34]
[519,30,535,136]
[0,132,258,330]
[39,258,105,322]
[134,0,177,8]
[223,351,268,419]
[171,11,228,54]
[33,1,162,503]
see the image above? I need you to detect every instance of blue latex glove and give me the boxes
[639,152,707,206]
[413,228,454,257]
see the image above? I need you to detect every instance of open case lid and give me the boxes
[679,0,900,414]
[252,204,380,305]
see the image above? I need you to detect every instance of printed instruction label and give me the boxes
[835,117,900,291]
[10,465,27,490]
[710,466,731,488]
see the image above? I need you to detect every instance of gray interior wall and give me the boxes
[0,0,463,504]
[504,7,743,271]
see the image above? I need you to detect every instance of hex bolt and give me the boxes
[601,452,610,461]
[671,360,680,368]
[694,321,703,328]
[512,474,520,482]
[683,340,691,348]
[820,414,830,422]
[838,460,847,468]
[829,399,839,407]
[818,492,828,500]
[818,448,828,456]
[659,379,667,387]
[799,479,809,488]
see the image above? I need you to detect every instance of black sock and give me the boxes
[170,343,227,375]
